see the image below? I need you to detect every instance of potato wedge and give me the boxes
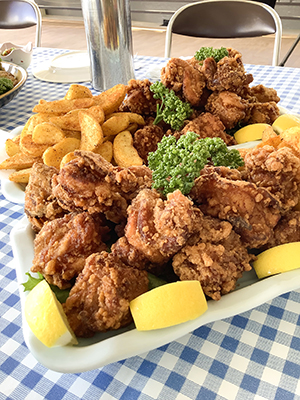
[20,134,49,157]
[88,105,105,125]
[107,112,145,126]
[102,114,130,137]
[79,111,104,152]
[127,123,139,134]
[43,138,81,169]
[94,141,113,163]
[93,84,126,115]
[21,113,54,138]
[0,152,41,170]
[60,151,77,169]
[9,168,32,184]
[50,110,82,131]
[64,84,93,100]
[5,138,21,157]
[12,135,21,144]
[50,105,105,131]
[113,130,143,167]
[32,122,65,145]
[62,129,81,140]
[32,98,94,114]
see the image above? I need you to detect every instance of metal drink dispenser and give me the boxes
[81,0,135,91]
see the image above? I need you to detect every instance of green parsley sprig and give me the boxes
[150,81,193,131]
[194,47,229,64]
[148,131,244,196]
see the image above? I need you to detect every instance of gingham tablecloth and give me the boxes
[1,48,300,400]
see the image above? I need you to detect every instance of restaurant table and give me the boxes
[1,47,300,400]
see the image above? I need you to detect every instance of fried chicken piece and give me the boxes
[161,58,206,107]
[31,212,109,289]
[190,166,281,248]
[24,162,66,232]
[205,91,247,130]
[125,188,201,264]
[244,101,280,125]
[175,112,236,145]
[133,123,165,163]
[52,151,113,213]
[63,252,149,337]
[52,151,152,223]
[119,79,158,116]
[173,218,252,301]
[111,236,149,269]
[114,204,234,278]
[107,164,153,203]
[201,50,253,93]
[187,213,235,246]
[266,210,300,248]
[249,84,280,103]
[243,145,300,212]
[226,47,243,58]
[111,236,167,276]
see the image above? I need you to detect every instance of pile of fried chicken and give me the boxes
[123,48,280,162]
[24,48,300,339]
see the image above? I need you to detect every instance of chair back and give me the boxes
[0,0,42,47]
[165,0,282,66]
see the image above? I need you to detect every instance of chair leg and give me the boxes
[279,33,300,67]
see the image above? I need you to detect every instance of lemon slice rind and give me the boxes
[234,123,270,144]
[253,242,300,280]
[25,279,77,348]
[130,280,208,331]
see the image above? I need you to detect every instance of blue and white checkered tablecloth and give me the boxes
[1,48,300,400]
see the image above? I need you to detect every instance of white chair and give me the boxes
[0,0,42,47]
[165,0,282,66]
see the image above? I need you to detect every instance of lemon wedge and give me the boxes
[130,280,207,331]
[25,279,78,347]
[234,123,270,144]
[272,114,300,135]
[253,242,300,279]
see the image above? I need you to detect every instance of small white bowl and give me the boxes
[0,42,33,70]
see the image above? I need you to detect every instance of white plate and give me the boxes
[0,126,25,204]
[11,216,300,373]
[33,51,91,83]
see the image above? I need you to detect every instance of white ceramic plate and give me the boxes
[11,216,300,373]
[0,126,25,204]
[33,51,91,83]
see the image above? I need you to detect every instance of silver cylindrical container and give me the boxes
[81,0,135,91]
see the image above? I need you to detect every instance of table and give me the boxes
[1,48,300,400]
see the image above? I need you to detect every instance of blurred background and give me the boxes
[1,0,299,67]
